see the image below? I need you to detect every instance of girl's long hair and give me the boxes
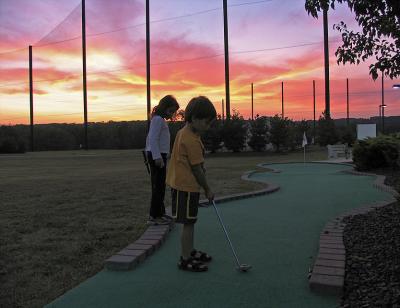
[151,95,179,119]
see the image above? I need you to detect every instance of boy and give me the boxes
[166,96,216,272]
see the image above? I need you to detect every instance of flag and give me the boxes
[302,132,308,147]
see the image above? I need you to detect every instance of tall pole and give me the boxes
[382,73,385,134]
[146,0,151,130]
[313,80,316,143]
[82,0,88,150]
[29,45,34,152]
[221,99,225,123]
[223,0,231,120]
[323,8,331,119]
[346,78,349,126]
[281,81,284,118]
[251,83,254,120]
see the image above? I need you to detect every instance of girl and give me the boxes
[145,95,179,225]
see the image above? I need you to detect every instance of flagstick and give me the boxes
[302,131,307,165]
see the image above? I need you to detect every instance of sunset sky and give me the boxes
[1,0,399,125]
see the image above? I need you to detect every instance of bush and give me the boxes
[222,111,247,152]
[203,117,223,153]
[352,135,400,170]
[247,115,268,151]
[0,126,26,153]
[338,125,357,146]
[169,121,185,149]
[269,115,291,152]
[317,112,339,146]
[287,119,309,151]
[35,126,77,151]
[0,137,26,153]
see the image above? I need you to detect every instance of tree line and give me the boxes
[2,113,400,154]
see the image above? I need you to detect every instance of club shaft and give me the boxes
[212,201,241,267]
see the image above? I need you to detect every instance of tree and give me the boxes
[222,110,247,152]
[338,124,356,145]
[248,115,269,151]
[317,112,339,145]
[203,116,223,153]
[288,119,309,151]
[35,125,77,151]
[305,0,400,79]
[0,126,26,153]
[269,115,291,152]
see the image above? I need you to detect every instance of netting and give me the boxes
[1,0,400,127]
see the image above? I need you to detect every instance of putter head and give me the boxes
[237,264,252,272]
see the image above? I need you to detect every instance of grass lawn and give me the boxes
[0,146,327,307]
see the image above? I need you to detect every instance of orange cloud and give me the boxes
[2,3,400,125]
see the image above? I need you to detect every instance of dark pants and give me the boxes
[147,152,167,218]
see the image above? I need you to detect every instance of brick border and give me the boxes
[199,170,280,207]
[308,167,399,295]
[104,170,280,271]
[105,223,173,271]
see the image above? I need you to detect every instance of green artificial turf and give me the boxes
[47,163,392,308]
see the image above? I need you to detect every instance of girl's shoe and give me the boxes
[147,217,170,225]
[162,214,173,221]
[177,256,208,272]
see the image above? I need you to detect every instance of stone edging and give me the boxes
[199,170,280,207]
[104,170,280,271]
[308,168,399,295]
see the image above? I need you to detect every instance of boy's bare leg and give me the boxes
[181,224,194,259]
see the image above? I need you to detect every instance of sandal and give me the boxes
[191,249,212,262]
[178,256,208,272]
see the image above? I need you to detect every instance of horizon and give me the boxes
[1,0,399,125]
[6,114,400,127]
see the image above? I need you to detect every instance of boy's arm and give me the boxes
[191,164,214,200]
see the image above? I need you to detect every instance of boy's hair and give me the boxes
[152,95,179,118]
[184,96,217,123]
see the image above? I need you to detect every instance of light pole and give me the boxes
[323,8,331,118]
[251,83,254,120]
[223,0,231,120]
[281,81,284,118]
[379,104,387,134]
[313,80,316,143]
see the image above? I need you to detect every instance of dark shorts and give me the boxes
[171,189,200,224]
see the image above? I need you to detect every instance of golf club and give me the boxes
[211,200,252,272]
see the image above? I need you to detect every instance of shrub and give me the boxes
[247,115,268,151]
[287,119,309,151]
[0,126,26,153]
[0,137,26,153]
[169,121,185,149]
[352,135,400,170]
[35,126,77,151]
[339,126,356,146]
[203,117,223,153]
[269,115,291,152]
[222,111,247,152]
[317,112,339,146]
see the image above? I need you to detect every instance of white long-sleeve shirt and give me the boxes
[145,115,170,160]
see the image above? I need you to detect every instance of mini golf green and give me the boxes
[47,163,393,308]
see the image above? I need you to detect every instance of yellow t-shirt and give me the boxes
[166,125,204,192]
